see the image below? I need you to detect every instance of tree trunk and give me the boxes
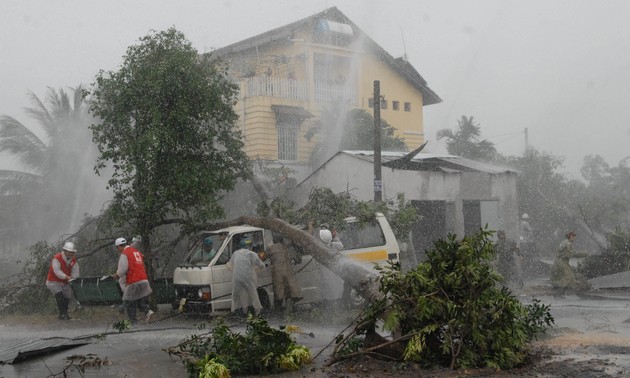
[205,216,383,304]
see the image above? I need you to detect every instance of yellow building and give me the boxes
[210,7,441,175]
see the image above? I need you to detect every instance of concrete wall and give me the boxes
[290,153,520,238]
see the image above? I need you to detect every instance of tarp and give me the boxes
[70,277,175,306]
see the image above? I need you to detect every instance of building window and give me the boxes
[392,101,399,110]
[369,97,388,109]
[278,122,298,161]
[404,102,411,112]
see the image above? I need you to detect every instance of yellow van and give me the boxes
[172,213,399,315]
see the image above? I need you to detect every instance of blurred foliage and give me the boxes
[257,186,419,243]
[169,315,310,376]
[306,105,407,168]
[437,115,496,161]
[0,241,56,315]
[334,229,554,370]
[0,86,101,243]
[578,228,630,279]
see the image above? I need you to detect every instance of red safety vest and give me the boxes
[122,246,149,284]
[46,253,76,282]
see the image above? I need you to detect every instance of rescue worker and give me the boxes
[330,227,344,252]
[201,238,217,261]
[46,241,80,320]
[550,231,590,297]
[266,233,302,312]
[519,213,538,275]
[495,230,523,291]
[314,226,342,306]
[112,237,154,324]
[227,237,266,317]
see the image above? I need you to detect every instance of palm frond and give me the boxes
[72,85,86,120]
[0,115,46,171]
[0,169,43,195]
[24,90,56,139]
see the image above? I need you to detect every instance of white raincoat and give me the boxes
[227,248,266,312]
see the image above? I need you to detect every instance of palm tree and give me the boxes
[0,86,97,241]
[436,115,496,160]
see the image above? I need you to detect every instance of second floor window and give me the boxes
[277,122,298,161]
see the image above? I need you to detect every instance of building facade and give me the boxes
[211,7,441,178]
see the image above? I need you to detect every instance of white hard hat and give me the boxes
[319,229,333,243]
[522,213,529,220]
[115,237,127,246]
[62,242,77,252]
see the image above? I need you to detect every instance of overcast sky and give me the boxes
[2,0,629,178]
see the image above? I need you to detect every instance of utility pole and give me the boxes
[373,80,382,202]
[524,127,529,152]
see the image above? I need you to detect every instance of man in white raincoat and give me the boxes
[227,237,266,316]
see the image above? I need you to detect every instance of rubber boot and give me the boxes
[54,292,65,320]
[61,296,71,320]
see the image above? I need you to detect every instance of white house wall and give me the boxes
[291,153,520,239]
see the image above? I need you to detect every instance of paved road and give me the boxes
[2,292,630,378]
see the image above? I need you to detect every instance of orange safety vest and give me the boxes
[122,246,149,284]
[46,253,76,282]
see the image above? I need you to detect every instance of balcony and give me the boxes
[238,76,357,105]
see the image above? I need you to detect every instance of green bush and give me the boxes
[171,315,310,376]
[341,229,554,370]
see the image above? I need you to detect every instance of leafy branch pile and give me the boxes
[578,228,630,278]
[332,230,554,370]
[167,316,310,377]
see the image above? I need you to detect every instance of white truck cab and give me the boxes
[172,213,399,315]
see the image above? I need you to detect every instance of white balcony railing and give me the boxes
[242,76,307,100]
[239,76,357,105]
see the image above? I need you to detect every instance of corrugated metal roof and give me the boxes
[342,150,517,175]
[0,337,90,364]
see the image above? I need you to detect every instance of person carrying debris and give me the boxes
[266,232,302,312]
[495,230,523,291]
[227,237,266,317]
[46,241,80,320]
[112,237,154,324]
[550,231,590,297]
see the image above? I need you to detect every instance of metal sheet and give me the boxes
[0,337,90,364]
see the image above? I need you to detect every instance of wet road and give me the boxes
[0,305,340,378]
[2,292,630,377]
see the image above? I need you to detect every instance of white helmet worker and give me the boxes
[522,213,529,220]
[115,237,127,246]
[62,242,77,253]
[319,229,333,243]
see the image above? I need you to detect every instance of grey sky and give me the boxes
[2,0,629,178]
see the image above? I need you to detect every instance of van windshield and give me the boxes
[337,220,386,250]
[182,233,228,266]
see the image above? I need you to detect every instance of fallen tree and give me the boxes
[199,215,383,304]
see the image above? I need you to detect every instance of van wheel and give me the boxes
[343,284,366,309]
[258,288,271,313]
